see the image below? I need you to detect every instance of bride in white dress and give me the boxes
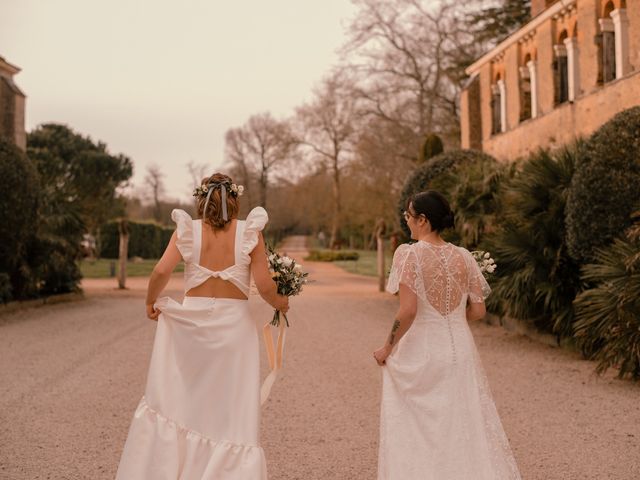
[373,190,521,480]
[116,173,288,479]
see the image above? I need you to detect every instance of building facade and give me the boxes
[460,0,640,160]
[0,56,26,151]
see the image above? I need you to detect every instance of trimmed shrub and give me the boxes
[305,250,360,262]
[566,106,640,262]
[573,221,640,380]
[418,133,444,164]
[484,144,582,337]
[0,138,39,299]
[398,149,501,247]
[99,220,174,259]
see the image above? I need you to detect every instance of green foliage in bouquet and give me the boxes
[573,215,640,380]
[398,149,502,248]
[566,106,640,263]
[484,144,582,338]
[305,250,360,262]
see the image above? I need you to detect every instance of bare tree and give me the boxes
[224,113,297,210]
[296,70,360,248]
[186,161,210,191]
[145,164,165,222]
[343,0,479,152]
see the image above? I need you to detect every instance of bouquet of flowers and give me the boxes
[471,250,497,278]
[267,245,309,327]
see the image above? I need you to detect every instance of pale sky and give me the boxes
[1,0,356,200]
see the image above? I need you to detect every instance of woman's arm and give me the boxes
[374,283,417,365]
[146,231,182,320]
[250,233,289,313]
[466,301,486,322]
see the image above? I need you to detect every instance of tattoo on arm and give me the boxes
[388,320,400,346]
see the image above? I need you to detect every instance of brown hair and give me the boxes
[196,173,240,229]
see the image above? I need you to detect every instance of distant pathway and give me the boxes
[0,237,638,479]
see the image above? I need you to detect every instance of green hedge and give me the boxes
[305,250,360,262]
[566,106,640,262]
[398,149,501,247]
[100,220,174,259]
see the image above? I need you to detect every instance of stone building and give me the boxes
[0,56,26,151]
[460,0,640,160]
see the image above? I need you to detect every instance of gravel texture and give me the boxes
[0,236,638,479]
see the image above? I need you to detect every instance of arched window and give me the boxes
[491,73,506,134]
[519,54,532,121]
[599,2,617,83]
[553,31,569,104]
[491,78,501,135]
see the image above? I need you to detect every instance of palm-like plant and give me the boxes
[573,214,640,380]
[484,144,582,338]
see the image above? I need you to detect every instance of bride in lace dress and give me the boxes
[116,173,288,479]
[373,191,521,480]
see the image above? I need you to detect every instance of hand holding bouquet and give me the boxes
[267,246,309,327]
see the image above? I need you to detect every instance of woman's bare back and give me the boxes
[185,219,247,299]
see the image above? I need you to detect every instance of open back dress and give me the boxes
[116,206,269,480]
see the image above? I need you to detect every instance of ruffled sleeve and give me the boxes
[171,209,194,262]
[386,243,421,297]
[241,206,269,260]
[462,247,491,303]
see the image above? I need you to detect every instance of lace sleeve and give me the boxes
[386,244,421,297]
[463,248,491,303]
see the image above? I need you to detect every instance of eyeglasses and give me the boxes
[403,210,426,222]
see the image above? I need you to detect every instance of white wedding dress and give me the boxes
[116,207,269,479]
[379,241,521,479]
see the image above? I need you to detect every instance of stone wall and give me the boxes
[483,70,640,160]
[461,0,640,160]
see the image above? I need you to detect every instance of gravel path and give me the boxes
[1,236,638,479]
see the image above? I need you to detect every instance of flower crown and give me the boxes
[192,180,244,198]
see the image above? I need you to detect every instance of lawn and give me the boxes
[79,258,184,278]
[313,249,393,277]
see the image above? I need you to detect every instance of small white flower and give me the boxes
[230,183,239,193]
[268,254,277,263]
[282,257,293,267]
[294,264,303,272]
[237,185,245,195]
[487,265,496,273]
[202,185,208,193]
[277,258,283,264]
[484,252,490,259]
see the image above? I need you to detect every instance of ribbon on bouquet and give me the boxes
[260,316,287,405]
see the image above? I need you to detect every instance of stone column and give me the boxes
[610,9,630,78]
[563,37,580,101]
[526,60,538,118]
[497,79,507,133]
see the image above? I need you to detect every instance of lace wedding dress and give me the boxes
[116,207,269,479]
[379,241,521,480]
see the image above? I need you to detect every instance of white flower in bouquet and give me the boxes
[471,250,497,278]
[281,256,293,268]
